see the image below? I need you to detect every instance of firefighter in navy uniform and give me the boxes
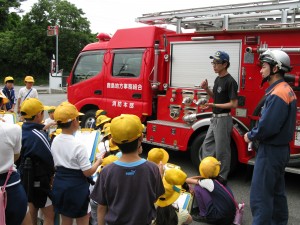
[244,50,297,225]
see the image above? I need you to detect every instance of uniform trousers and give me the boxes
[250,143,289,225]
[202,115,233,179]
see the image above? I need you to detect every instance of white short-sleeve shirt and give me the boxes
[18,87,38,103]
[0,123,21,173]
[51,133,92,171]
[44,118,55,126]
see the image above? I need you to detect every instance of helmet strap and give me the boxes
[260,64,276,87]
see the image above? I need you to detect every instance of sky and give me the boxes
[20,0,264,35]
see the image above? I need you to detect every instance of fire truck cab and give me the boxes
[67,0,300,173]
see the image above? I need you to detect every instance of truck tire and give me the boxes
[190,132,206,169]
[190,132,238,174]
[81,109,96,128]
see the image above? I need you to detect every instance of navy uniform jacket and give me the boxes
[248,79,297,145]
[2,86,16,111]
[19,122,54,176]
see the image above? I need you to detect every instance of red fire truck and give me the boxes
[67,0,300,173]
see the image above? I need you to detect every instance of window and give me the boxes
[73,51,104,84]
[112,52,143,78]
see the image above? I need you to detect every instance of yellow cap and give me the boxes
[147,148,169,165]
[95,115,111,127]
[109,138,119,151]
[164,168,187,186]
[199,156,221,178]
[101,123,111,132]
[110,114,143,144]
[50,128,62,139]
[101,155,118,167]
[20,98,44,119]
[0,90,9,104]
[44,105,56,113]
[16,122,23,127]
[155,177,181,207]
[54,102,84,123]
[103,126,111,138]
[24,76,34,83]
[54,128,62,135]
[95,109,107,118]
[4,76,14,83]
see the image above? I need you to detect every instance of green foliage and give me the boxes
[0,0,25,31]
[0,0,96,83]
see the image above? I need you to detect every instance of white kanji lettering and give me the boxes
[119,84,124,89]
[123,102,128,108]
[128,84,133,90]
[115,83,120,89]
[133,84,137,90]
[112,101,117,107]
[124,84,128,89]
[129,103,134,108]
[117,101,122,107]
[137,84,142,90]
[111,83,115,88]
[107,83,111,88]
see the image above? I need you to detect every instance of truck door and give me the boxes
[68,51,105,107]
[104,49,151,118]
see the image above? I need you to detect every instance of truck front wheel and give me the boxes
[81,109,96,128]
[190,132,206,169]
[190,132,238,174]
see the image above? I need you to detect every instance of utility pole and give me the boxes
[47,22,59,74]
[55,24,59,73]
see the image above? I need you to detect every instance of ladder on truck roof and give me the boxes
[135,0,300,33]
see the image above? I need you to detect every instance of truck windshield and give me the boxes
[112,52,143,78]
[72,51,104,84]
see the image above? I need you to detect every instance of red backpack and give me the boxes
[0,167,13,225]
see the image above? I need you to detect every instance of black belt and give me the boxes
[212,113,231,118]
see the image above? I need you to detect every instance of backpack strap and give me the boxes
[23,89,32,101]
[215,180,238,209]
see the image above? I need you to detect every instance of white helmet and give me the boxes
[259,49,292,73]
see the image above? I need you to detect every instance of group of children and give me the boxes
[0,83,239,225]
[145,148,237,225]
[1,75,38,115]
[88,113,238,225]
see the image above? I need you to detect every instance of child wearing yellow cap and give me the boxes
[90,114,164,225]
[2,76,16,112]
[89,155,118,225]
[18,98,55,225]
[0,89,9,112]
[17,76,38,116]
[51,102,103,224]
[147,147,169,176]
[97,124,121,160]
[95,114,111,131]
[154,168,192,225]
[185,157,236,224]
[43,106,57,138]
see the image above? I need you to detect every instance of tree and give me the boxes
[0,0,26,31]
[0,0,95,82]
